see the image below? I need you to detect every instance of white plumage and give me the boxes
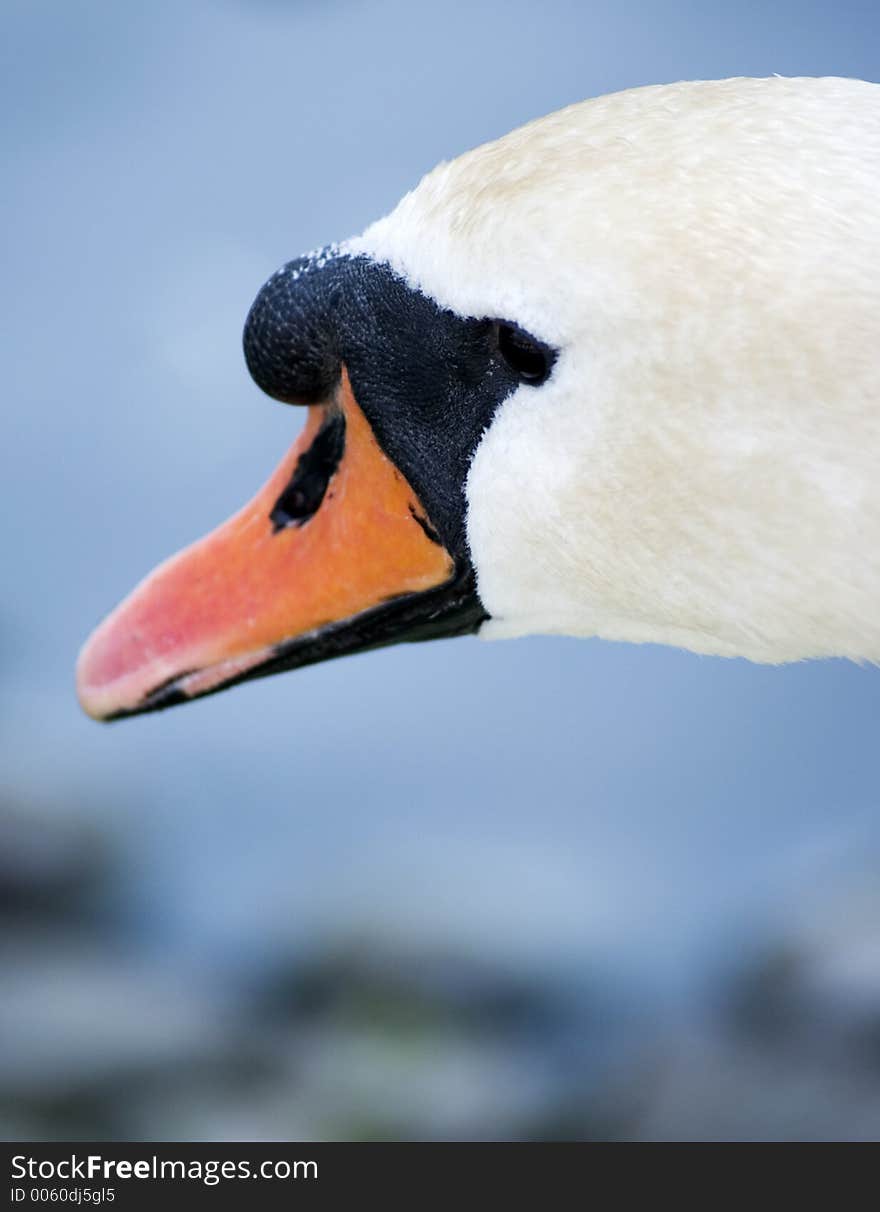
[350,77,880,662]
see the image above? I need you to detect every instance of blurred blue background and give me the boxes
[3,0,880,1140]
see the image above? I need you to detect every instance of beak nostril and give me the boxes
[243,249,343,406]
[269,409,346,532]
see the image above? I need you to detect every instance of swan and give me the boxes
[77,76,880,720]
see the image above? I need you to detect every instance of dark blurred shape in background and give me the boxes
[3,785,880,1140]
[2,0,880,1141]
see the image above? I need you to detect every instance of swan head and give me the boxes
[77,76,880,719]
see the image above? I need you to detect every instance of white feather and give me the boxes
[348,78,880,662]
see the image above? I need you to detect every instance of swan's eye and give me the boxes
[495,322,554,385]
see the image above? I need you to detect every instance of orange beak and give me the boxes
[76,371,470,720]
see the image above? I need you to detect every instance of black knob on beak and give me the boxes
[243,249,343,405]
